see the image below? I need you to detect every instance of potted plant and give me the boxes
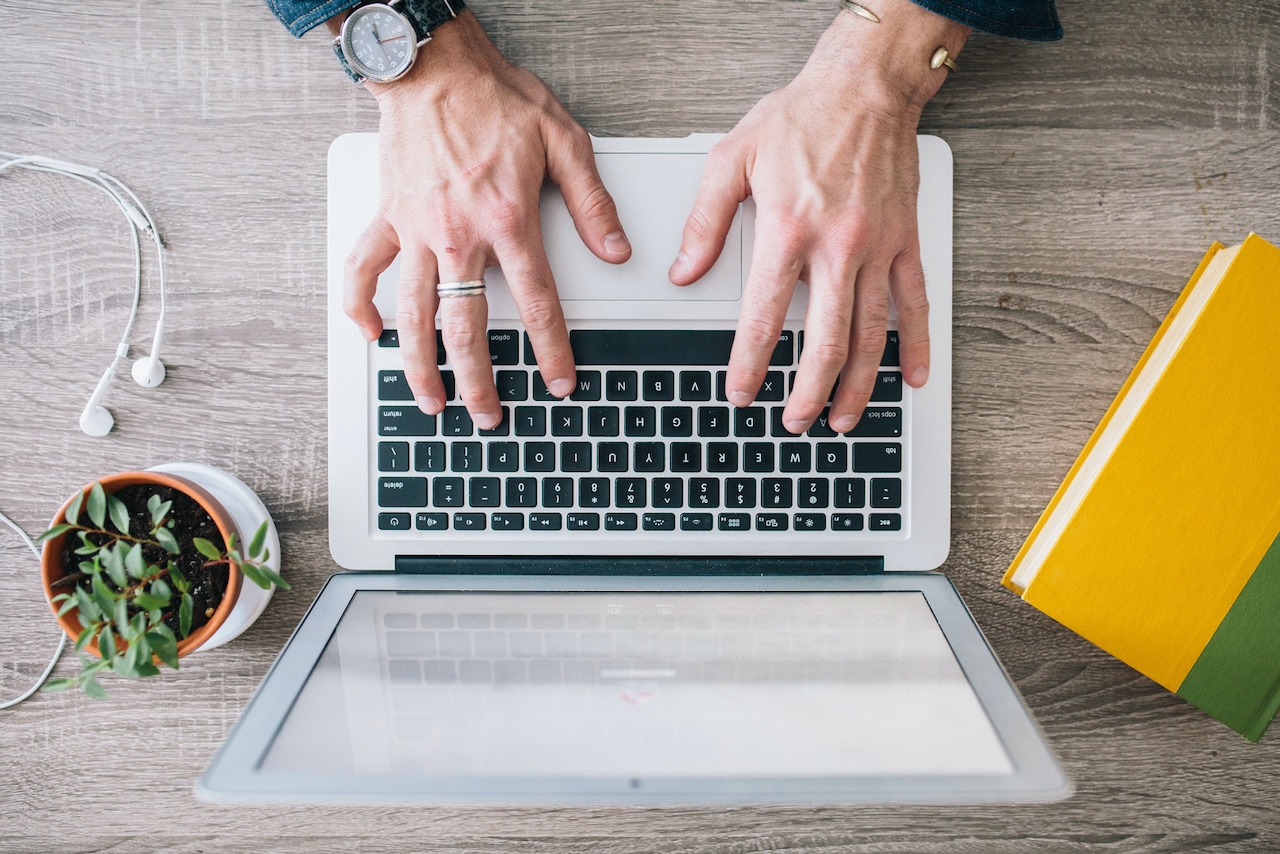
[37,468,288,697]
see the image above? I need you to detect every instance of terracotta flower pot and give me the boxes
[40,470,244,658]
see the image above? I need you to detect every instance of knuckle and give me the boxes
[578,183,618,225]
[808,339,850,372]
[396,303,434,331]
[519,297,562,333]
[855,325,889,358]
[737,315,781,351]
[896,285,930,321]
[402,367,435,391]
[440,317,484,354]
[487,201,529,242]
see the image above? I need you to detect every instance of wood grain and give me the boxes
[2,0,1280,851]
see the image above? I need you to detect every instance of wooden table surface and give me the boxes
[2,1,1278,851]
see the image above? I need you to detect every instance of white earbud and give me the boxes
[131,316,166,388]
[1,151,169,437]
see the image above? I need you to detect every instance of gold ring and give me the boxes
[838,0,881,24]
[930,47,958,72]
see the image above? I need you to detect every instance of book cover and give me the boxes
[1003,234,1280,741]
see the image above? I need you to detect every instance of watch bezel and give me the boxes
[339,3,427,84]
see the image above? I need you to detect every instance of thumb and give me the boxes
[669,143,748,286]
[545,124,631,265]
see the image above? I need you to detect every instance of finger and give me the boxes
[783,258,856,433]
[343,213,400,341]
[829,265,890,433]
[437,249,503,430]
[669,142,748,286]
[395,246,447,415]
[545,122,631,264]
[889,238,931,388]
[724,220,804,407]
[493,225,577,400]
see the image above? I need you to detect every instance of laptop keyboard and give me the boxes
[371,328,906,537]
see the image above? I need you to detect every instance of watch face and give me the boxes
[342,4,418,82]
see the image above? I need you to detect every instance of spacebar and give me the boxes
[570,330,735,366]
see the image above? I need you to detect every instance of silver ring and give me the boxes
[436,279,486,298]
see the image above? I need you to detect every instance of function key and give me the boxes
[870,372,903,403]
[488,330,520,365]
[376,407,437,437]
[831,513,865,531]
[455,513,487,531]
[756,512,789,531]
[643,370,676,401]
[496,371,528,401]
[870,477,902,508]
[757,371,785,402]
[680,512,713,531]
[378,512,411,530]
[846,407,902,438]
[680,371,712,401]
[717,512,751,531]
[492,512,525,531]
[377,370,414,401]
[567,513,601,530]
[882,331,900,367]
[530,513,564,531]
[794,513,827,531]
[378,441,410,472]
[642,512,676,531]
[415,512,448,531]
[606,371,638,401]
[571,371,602,401]
[854,443,903,473]
[377,329,400,348]
[605,512,639,531]
[869,513,902,531]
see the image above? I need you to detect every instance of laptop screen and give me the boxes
[260,591,1012,778]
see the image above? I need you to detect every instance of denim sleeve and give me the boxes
[264,0,1062,42]
[910,0,1062,40]
[265,0,360,37]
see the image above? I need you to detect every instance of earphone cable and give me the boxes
[0,509,67,710]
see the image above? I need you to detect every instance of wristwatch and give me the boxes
[333,0,466,84]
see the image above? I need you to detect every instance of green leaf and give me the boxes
[179,592,193,638]
[74,543,100,556]
[147,608,162,626]
[56,598,78,618]
[77,560,96,574]
[148,494,172,527]
[90,575,116,617]
[147,627,179,670]
[104,554,128,589]
[239,563,269,590]
[249,520,268,560]
[74,587,101,623]
[103,543,125,580]
[111,655,137,678]
[134,660,160,678]
[114,597,130,639]
[228,550,242,563]
[98,625,116,661]
[192,537,222,561]
[41,677,75,693]
[106,494,130,537]
[65,489,85,526]
[74,624,94,652]
[124,543,146,579]
[252,563,291,591]
[34,523,74,544]
[87,481,106,529]
[150,578,172,601]
[82,677,108,699]
[227,532,239,552]
[134,592,168,611]
[129,611,147,638]
[81,659,112,678]
[153,526,179,555]
[168,562,189,593]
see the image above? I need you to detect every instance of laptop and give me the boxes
[196,133,1069,804]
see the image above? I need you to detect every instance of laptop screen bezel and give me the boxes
[197,571,1069,804]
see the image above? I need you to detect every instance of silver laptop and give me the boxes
[196,134,1069,804]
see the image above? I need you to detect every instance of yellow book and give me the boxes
[1003,234,1280,741]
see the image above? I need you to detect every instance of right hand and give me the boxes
[342,10,631,429]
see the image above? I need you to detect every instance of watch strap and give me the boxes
[334,0,467,84]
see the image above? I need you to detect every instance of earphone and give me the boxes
[0,152,168,436]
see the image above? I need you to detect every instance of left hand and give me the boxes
[669,0,969,433]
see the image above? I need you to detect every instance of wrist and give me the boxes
[364,9,502,101]
[804,0,970,116]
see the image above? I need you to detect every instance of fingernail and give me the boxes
[912,365,929,385]
[364,328,380,343]
[475,413,501,431]
[604,230,630,256]
[728,390,753,407]
[669,251,692,280]
[549,378,575,398]
[784,419,808,435]
[416,395,441,414]
[832,416,855,433]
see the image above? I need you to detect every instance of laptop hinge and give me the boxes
[393,556,885,575]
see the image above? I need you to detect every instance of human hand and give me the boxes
[669,0,968,433]
[342,11,631,429]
